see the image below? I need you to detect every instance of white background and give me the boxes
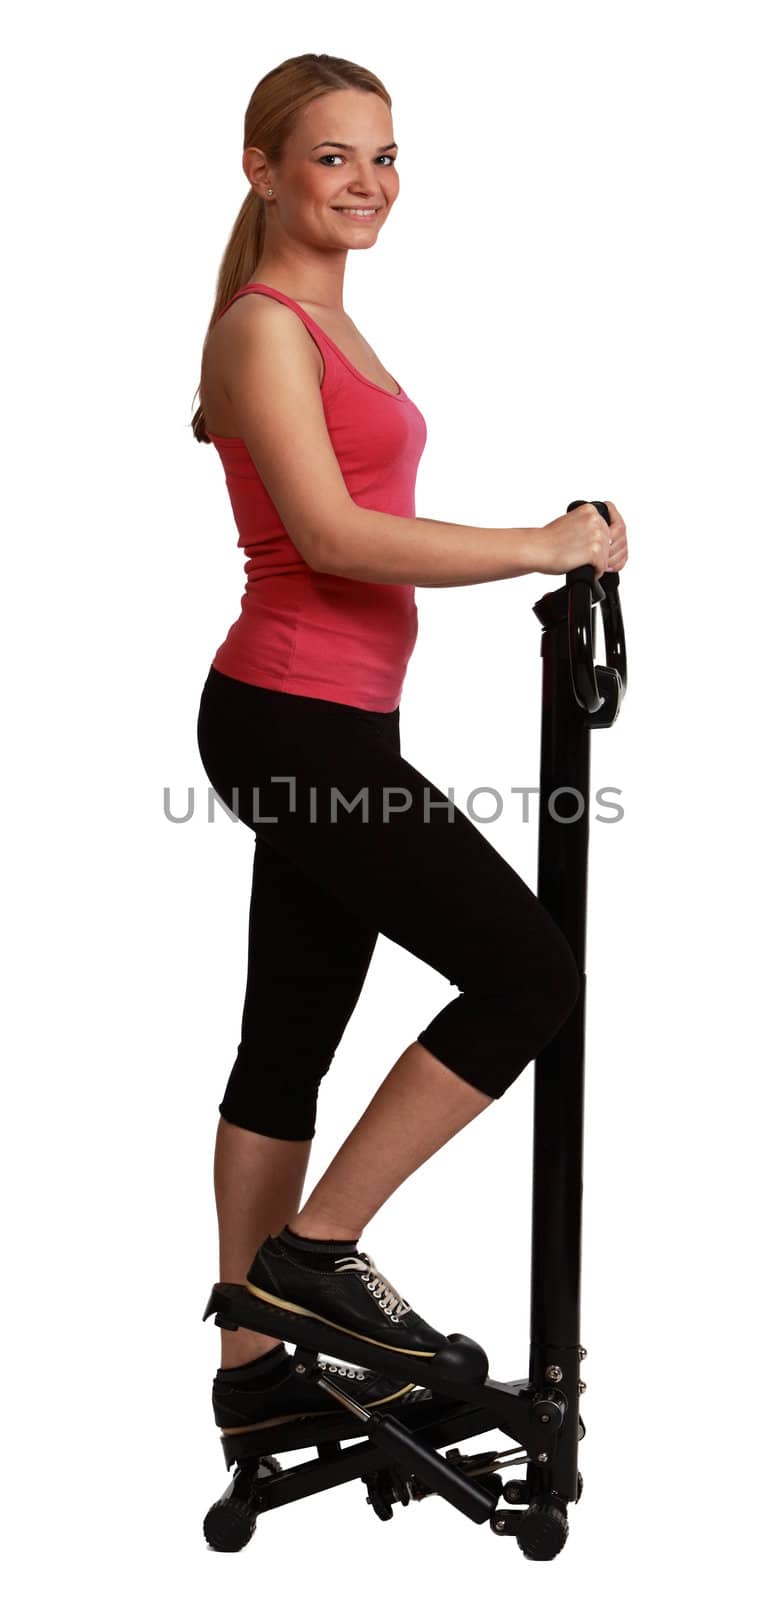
[3,0,777,1591]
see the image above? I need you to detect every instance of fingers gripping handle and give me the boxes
[564,499,627,713]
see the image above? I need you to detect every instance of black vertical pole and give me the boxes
[528,581,591,1504]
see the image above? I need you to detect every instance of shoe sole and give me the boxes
[245,1279,440,1359]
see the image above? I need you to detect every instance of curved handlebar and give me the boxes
[564,500,628,714]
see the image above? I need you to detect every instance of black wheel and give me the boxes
[503,1479,527,1505]
[515,1497,569,1561]
[363,1465,411,1520]
[364,1476,394,1521]
[203,1493,257,1553]
[203,1456,282,1552]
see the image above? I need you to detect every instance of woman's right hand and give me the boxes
[531,502,624,579]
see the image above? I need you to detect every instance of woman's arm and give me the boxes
[314,510,543,587]
[213,297,608,587]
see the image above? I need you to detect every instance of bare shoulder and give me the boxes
[201,288,355,572]
[202,291,323,437]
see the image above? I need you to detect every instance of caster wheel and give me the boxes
[365,1478,394,1521]
[503,1479,526,1505]
[515,1497,569,1561]
[363,1466,410,1520]
[203,1456,282,1552]
[362,1465,412,1516]
[203,1494,257,1553]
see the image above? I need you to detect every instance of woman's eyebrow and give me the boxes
[310,141,399,152]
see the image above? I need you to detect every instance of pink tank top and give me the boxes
[206,282,428,712]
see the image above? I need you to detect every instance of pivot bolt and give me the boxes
[295,1363,307,1374]
[545,1364,563,1382]
[578,1346,587,1360]
[536,1452,549,1464]
[578,1380,587,1393]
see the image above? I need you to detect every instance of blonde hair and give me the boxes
[190,52,392,443]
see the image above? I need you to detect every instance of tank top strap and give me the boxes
[212,282,404,402]
[214,282,315,331]
[213,283,341,388]
[216,282,341,350]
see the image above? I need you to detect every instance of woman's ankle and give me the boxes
[288,1212,361,1242]
[219,1327,283,1368]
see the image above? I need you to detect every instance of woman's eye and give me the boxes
[318,153,396,166]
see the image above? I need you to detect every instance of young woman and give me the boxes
[192,52,629,1440]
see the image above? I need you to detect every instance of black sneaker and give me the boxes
[213,1347,434,1438]
[244,1228,487,1370]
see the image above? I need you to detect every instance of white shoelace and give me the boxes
[334,1251,413,1322]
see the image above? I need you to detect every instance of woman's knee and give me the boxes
[219,1051,321,1142]
[417,915,580,1102]
[543,924,581,1031]
[485,927,580,1096]
[219,1092,318,1142]
[510,915,580,1056]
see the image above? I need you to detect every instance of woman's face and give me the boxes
[250,88,400,253]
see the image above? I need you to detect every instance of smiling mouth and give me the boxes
[332,207,381,215]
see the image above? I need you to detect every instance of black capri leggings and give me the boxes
[196,665,580,1142]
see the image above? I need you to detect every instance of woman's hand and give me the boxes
[533,500,629,578]
[602,500,628,573]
